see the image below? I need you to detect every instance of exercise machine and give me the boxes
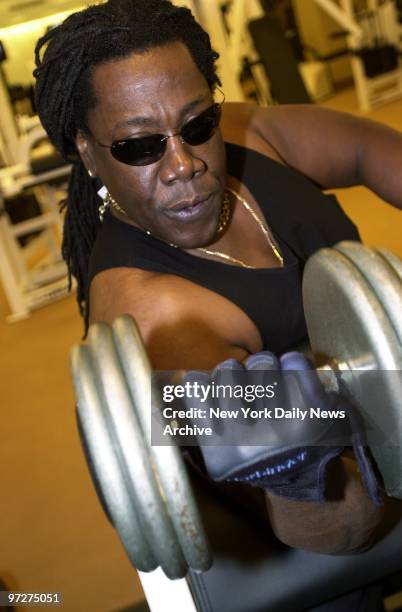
[313,0,402,110]
[0,40,72,322]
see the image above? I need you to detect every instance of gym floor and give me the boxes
[1,86,402,612]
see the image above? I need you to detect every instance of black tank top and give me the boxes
[89,142,360,353]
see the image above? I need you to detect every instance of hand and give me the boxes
[183,351,382,505]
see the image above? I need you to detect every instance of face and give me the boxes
[75,42,227,248]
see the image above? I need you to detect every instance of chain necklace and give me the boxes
[105,190,230,238]
[197,187,284,268]
[104,187,283,268]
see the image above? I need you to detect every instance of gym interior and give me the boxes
[1,1,402,611]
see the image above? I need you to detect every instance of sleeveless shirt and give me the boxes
[89,142,360,353]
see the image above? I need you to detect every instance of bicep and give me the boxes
[144,313,249,370]
[89,269,250,370]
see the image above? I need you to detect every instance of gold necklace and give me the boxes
[197,187,284,268]
[104,188,283,267]
[105,190,231,243]
[217,192,231,233]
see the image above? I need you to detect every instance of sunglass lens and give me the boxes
[111,135,165,166]
[182,104,222,146]
[109,104,222,165]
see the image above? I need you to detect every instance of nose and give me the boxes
[159,135,205,183]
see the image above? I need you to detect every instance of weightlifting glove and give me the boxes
[182,351,382,505]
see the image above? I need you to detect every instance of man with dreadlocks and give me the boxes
[34,0,402,606]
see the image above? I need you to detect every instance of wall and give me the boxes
[0,5,85,86]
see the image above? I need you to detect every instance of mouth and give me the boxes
[162,193,214,221]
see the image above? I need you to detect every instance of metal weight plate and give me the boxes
[86,323,188,579]
[70,345,157,571]
[111,314,212,573]
[376,248,402,283]
[334,242,402,347]
[303,246,402,498]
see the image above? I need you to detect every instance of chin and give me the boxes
[154,208,220,249]
[153,189,223,248]
[174,219,220,249]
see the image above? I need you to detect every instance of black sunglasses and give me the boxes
[93,102,223,166]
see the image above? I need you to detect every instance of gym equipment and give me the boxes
[71,318,211,580]
[249,15,312,104]
[187,478,402,612]
[313,0,402,111]
[0,182,70,323]
[198,0,402,109]
[303,241,402,498]
[70,242,402,609]
[0,39,72,321]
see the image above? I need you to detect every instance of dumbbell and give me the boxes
[304,241,402,498]
[70,241,402,579]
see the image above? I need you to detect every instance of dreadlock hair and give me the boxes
[33,0,220,334]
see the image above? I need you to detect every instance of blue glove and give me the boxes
[183,351,382,505]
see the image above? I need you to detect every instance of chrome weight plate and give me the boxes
[85,323,188,579]
[303,246,402,498]
[334,242,402,347]
[376,248,402,283]
[70,345,157,571]
[111,315,212,573]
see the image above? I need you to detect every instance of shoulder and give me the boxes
[221,102,286,162]
[220,102,351,161]
[221,102,356,147]
[221,101,314,136]
[221,102,379,188]
[221,101,276,143]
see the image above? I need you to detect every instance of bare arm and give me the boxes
[89,268,252,369]
[252,104,402,209]
[265,454,384,554]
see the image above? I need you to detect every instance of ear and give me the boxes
[75,130,98,177]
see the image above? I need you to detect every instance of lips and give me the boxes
[163,193,214,221]
[166,194,212,212]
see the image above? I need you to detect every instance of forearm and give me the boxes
[264,454,385,555]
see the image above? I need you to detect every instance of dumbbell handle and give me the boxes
[317,361,350,394]
[291,341,351,394]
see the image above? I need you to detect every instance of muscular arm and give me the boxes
[251,104,402,209]
[90,268,385,555]
[89,268,252,369]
